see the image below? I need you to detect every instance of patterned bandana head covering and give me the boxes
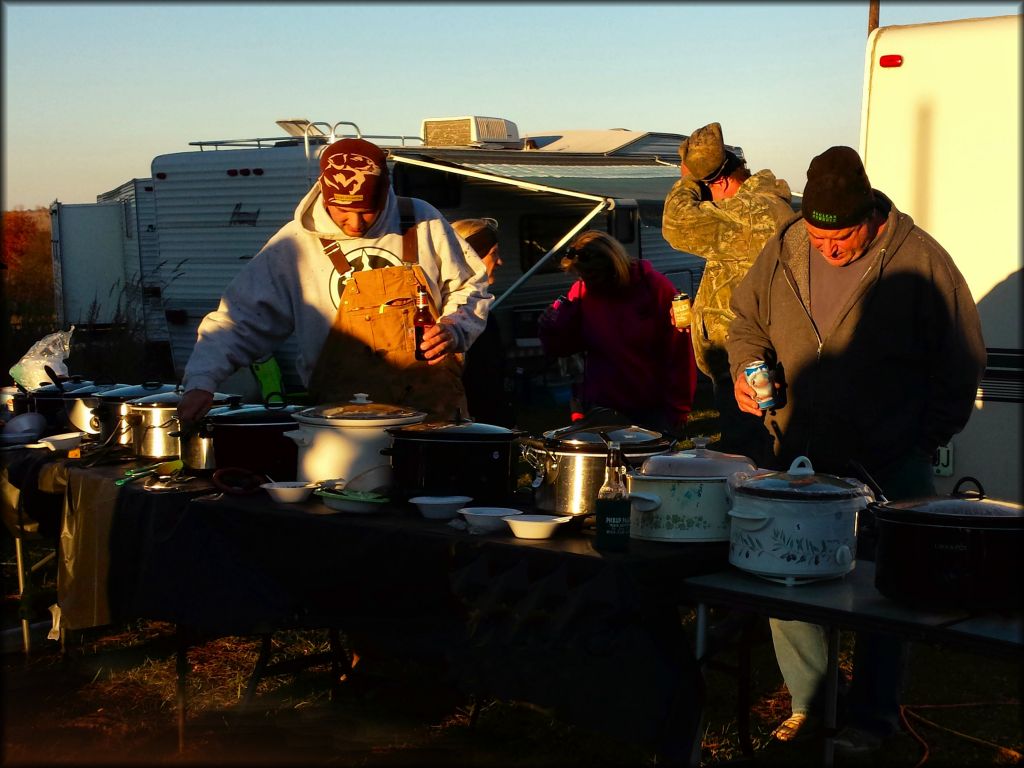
[318,138,388,212]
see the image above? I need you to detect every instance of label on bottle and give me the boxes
[413,289,433,362]
[594,498,631,552]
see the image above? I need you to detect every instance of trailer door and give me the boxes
[50,201,128,326]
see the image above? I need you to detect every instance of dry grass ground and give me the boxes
[3,596,1020,767]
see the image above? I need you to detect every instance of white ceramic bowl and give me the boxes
[504,514,572,540]
[2,412,47,443]
[459,507,523,534]
[261,481,316,504]
[315,489,389,514]
[409,495,473,520]
[36,432,84,451]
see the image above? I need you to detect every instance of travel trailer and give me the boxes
[860,14,1022,500]
[51,116,741,395]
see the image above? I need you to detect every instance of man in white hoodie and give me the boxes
[176,138,491,422]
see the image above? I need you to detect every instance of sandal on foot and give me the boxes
[771,713,818,742]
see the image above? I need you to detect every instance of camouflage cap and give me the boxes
[679,122,728,182]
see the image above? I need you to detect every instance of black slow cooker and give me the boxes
[385,418,525,504]
[205,399,305,480]
[872,477,1024,609]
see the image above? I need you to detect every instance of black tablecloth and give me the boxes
[71,466,731,762]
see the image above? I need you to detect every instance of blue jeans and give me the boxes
[770,451,935,736]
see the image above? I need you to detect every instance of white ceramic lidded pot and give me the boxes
[626,437,756,542]
[727,455,872,585]
[284,394,426,485]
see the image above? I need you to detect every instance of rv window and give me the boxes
[519,214,587,274]
[607,206,636,244]
[520,208,638,272]
[637,201,665,229]
[391,164,462,208]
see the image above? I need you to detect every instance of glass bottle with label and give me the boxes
[413,288,434,361]
[594,440,630,552]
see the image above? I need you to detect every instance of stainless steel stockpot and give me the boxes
[521,423,672,518]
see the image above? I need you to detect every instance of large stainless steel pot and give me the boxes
[18,376,94,430]
[284,394,426,484]
[1,386,22,420]
[126,389,234,459]
[626,437,756,542]
[384,417,525,503]
[728,456,872,585]
[88,382,177,447]
[0,387,17,423]
[521,423,672,518]
[870,477,1024,608]
[62,381,128,435]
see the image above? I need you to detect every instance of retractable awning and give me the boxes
[387,151,680,307]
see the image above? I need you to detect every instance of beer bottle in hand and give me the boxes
[413,288,434,362]
[594,440,630,552]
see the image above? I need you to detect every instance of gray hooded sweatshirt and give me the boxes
[726,192,986,475]
[183,184,491,394]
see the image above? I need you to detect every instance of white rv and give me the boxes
[52,117,734,395]
[860,14,1022,501]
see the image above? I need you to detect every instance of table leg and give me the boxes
[695,602,707,661]
[243,634,274,706]
[14,535,31,655]
[823,625,840,767]
[176,625,188,753]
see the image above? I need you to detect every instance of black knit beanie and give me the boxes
[801,146,876,229]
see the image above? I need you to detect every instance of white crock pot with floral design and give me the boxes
[626,437,756,542]
[727,455,872,585]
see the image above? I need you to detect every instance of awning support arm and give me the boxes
[491,199,610,310]
[388,154,610,203]
[388,153,614,309]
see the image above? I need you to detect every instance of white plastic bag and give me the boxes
[9,326,75,389]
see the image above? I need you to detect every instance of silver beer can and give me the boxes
[744,360,776,409]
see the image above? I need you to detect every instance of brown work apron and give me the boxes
[307,221,467,421]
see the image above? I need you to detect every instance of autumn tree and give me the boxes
[3,209,56,374]
[3,209,54,315]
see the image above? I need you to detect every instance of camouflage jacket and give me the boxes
[662,170,794,380]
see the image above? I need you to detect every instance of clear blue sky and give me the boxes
[2,1,1019,209]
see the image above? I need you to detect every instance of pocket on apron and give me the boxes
[343,297,413,354]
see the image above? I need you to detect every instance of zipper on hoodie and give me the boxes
[784,246,886,459]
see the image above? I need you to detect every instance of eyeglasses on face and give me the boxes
[564,246,596,263]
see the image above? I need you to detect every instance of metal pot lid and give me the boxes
[127,390,234,408]
[294,394,425,426]
[206,400,305,425]
[61,382,128,399]
[387,417,522,441]
[538,423,671,454]
[871,477,1024,527]
[637,437,756,478]
[94,382,178,402]
[733,455,868,500]
[27,377,95,397]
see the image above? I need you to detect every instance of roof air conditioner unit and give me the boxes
[421,116,520,147]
